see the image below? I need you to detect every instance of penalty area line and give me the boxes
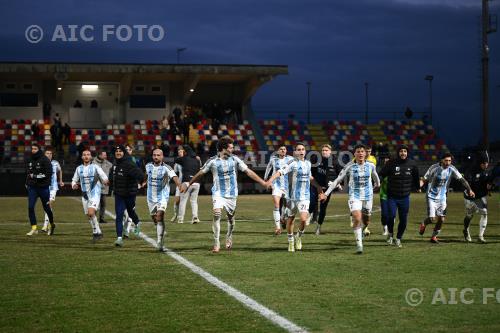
[101,208,309,333]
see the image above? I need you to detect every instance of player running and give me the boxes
[325,144,380,254]
[41,146,64,234]
[183,136,266,253]
[419,152,475,243]
[264,144,294,235]
[463,154,493,243]
[141,148,181,251]
[71,149,109,241]
[265,142,326,252]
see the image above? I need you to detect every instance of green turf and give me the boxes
[0,193,499,332]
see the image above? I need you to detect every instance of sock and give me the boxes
[423,217,431,226]
[43,213,49,228]
[353,227,363,246]
[297,228,305,237]
[287,233,294,242]
[89,217,96,234]
[479,215,487,237]
[174,202,179,215]
[123,215,129,231]
[226,216,235,239]
[157,221,165,244]
[212,212,221,248]
[431,228,441,237]
[463,216,472,230]
[93,215,101,234]
[273,208,281,229]
[31,225,37,231]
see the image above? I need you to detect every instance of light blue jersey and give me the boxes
[424,163,462,201]
[71,164,108,199]
[326,161,380,200]
[146,162,177,203]
[49,160,61,192]
[201,155,248,198]
[279,159,312,201]
[264,155,293,193]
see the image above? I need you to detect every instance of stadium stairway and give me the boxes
[306,124,329,150]
[366,123,390,150]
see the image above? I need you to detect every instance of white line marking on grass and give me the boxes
[100,207,309,333]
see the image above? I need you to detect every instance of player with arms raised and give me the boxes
[184,136,266,253]
[325,144,380,254]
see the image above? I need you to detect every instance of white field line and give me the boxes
[101,207,309,333]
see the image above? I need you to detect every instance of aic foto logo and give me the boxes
[25,24,165,43]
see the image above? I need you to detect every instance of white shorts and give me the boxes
[213,196,237,215]
[285,200,310,217]
[465,197,487,216]
[348,198,373,216]
[148,200,168,215]
[175,187,181,197]
[272,186,288,199]
[49,190,57,202]
[427,198,447,218]
[82,194,100,215]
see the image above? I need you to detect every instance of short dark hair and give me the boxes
[217,135,234,152]
[354,144,366,151]
[44,146,54,152]
[294,142,306,150]
[441,151,453,160]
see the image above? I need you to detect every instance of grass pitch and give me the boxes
[0,193,499,333]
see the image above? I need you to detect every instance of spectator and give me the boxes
[55,122,63,152]
[223,106,233,124]
[160,115,168,129]
[125,143,142,168]
[74,100,82,108]
[90,100,98,108]
[31,120,41,142]
[160,142,170,157]
[63,123,71,144]
[173,106,182,124]
[179,115,190,144]
[53,112,61,125]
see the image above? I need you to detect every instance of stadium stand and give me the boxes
[378,119,447,161]
[194,119,259,153]
[260,119,314,151]
[0,119,50,164]
[0,116,448,165]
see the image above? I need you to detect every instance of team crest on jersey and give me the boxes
[395,167,400,172]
